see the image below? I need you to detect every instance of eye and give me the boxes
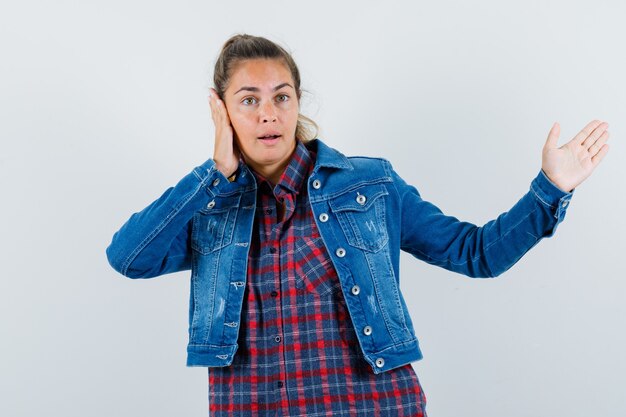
[276,94,289,102]
[241,97,257,105]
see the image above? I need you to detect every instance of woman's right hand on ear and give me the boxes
[209,88,240,178]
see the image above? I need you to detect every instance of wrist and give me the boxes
[227,168,238,182]
[214,161,235,178]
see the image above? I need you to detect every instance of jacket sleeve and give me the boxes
[387,160,575,278]
[105,158,234,278]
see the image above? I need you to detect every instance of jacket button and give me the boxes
[562,200,569,207]
[336,248,346,257]
[375,357,385,368]
[363,325,372,335]
[351,285,360,295]
[319,213,329,222]
[312,179,321,189]
[212,178,220,186]
[207,200,216,209]
[356,194,367,205]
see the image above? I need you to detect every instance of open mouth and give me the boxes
[258,134,281,140]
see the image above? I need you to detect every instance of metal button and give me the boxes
[274,335,281,343]
[312,179,321,189]
[375,357,385,368]
[319,213,329,222]
[336,248,346,257]
[207,200,216,209]
[351,285,360,295]
[212,178,220,186]
[363,325,372,335]
[356,194,367,205]
[562,200,569,207]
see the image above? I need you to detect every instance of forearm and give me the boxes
[396,166,574,278]
[105,158,232,278]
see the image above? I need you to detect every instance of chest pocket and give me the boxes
[329,183,389,252]
[191,193,242,254]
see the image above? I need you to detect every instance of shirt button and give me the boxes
[265,208,272,214]
[363,325,372,336]
[274,335,281,343]
[375,357,385,368]
[312,179,321,189]
[277,381,284,388]
[269,247,277,254]
[336,248,346,257]
[212,178,220,186]
[319,213,329,222]
[351,285,360,295]
[271,290,278,297]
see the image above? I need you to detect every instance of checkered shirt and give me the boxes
[208,139,427,416]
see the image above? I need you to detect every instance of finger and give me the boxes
[214,97,232,125]
[588,130,610,156]
[210,94,227,123]
[591,143,610,166]
[208,94,218,124]
[573,119,603,145]
[544,122,560,150]
[213,98,226,125]
[581,122,609,149]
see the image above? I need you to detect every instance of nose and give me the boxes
[259,100,277,123]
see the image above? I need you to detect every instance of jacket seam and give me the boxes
[530,183,555,209]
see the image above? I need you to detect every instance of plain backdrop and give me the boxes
[1,1,624,416]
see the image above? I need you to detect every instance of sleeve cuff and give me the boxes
[530,169,575,220]
[193,158,244,197]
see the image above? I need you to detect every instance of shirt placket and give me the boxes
[258,187,288,413]
[271,188,297,412]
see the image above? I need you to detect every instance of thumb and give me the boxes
[544,122,560,150]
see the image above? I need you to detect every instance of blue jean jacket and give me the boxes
[106,138,573,374]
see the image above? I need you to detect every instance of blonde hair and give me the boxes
[212,34,319,142]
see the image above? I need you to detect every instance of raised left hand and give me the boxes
[541,119,610,193]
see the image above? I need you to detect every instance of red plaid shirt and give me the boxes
[208,139,427,416]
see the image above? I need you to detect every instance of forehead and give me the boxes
[227,59,293,91]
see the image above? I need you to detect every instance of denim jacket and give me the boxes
[106,138,573,374]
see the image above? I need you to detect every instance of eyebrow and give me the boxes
[233,82,293,95]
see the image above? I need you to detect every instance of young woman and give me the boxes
[106,34,610,417]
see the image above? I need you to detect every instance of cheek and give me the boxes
[283,105,299,124]
[228,111,254,136]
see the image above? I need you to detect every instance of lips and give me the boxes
[258,131,281,139]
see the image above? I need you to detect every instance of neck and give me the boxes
[246,141,297,185]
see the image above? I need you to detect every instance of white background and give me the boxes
[1,0,624,416]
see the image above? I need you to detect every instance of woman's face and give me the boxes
[223,58,299,179]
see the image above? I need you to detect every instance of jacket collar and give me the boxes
[237,138,353,190]
[306,138,353,171]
